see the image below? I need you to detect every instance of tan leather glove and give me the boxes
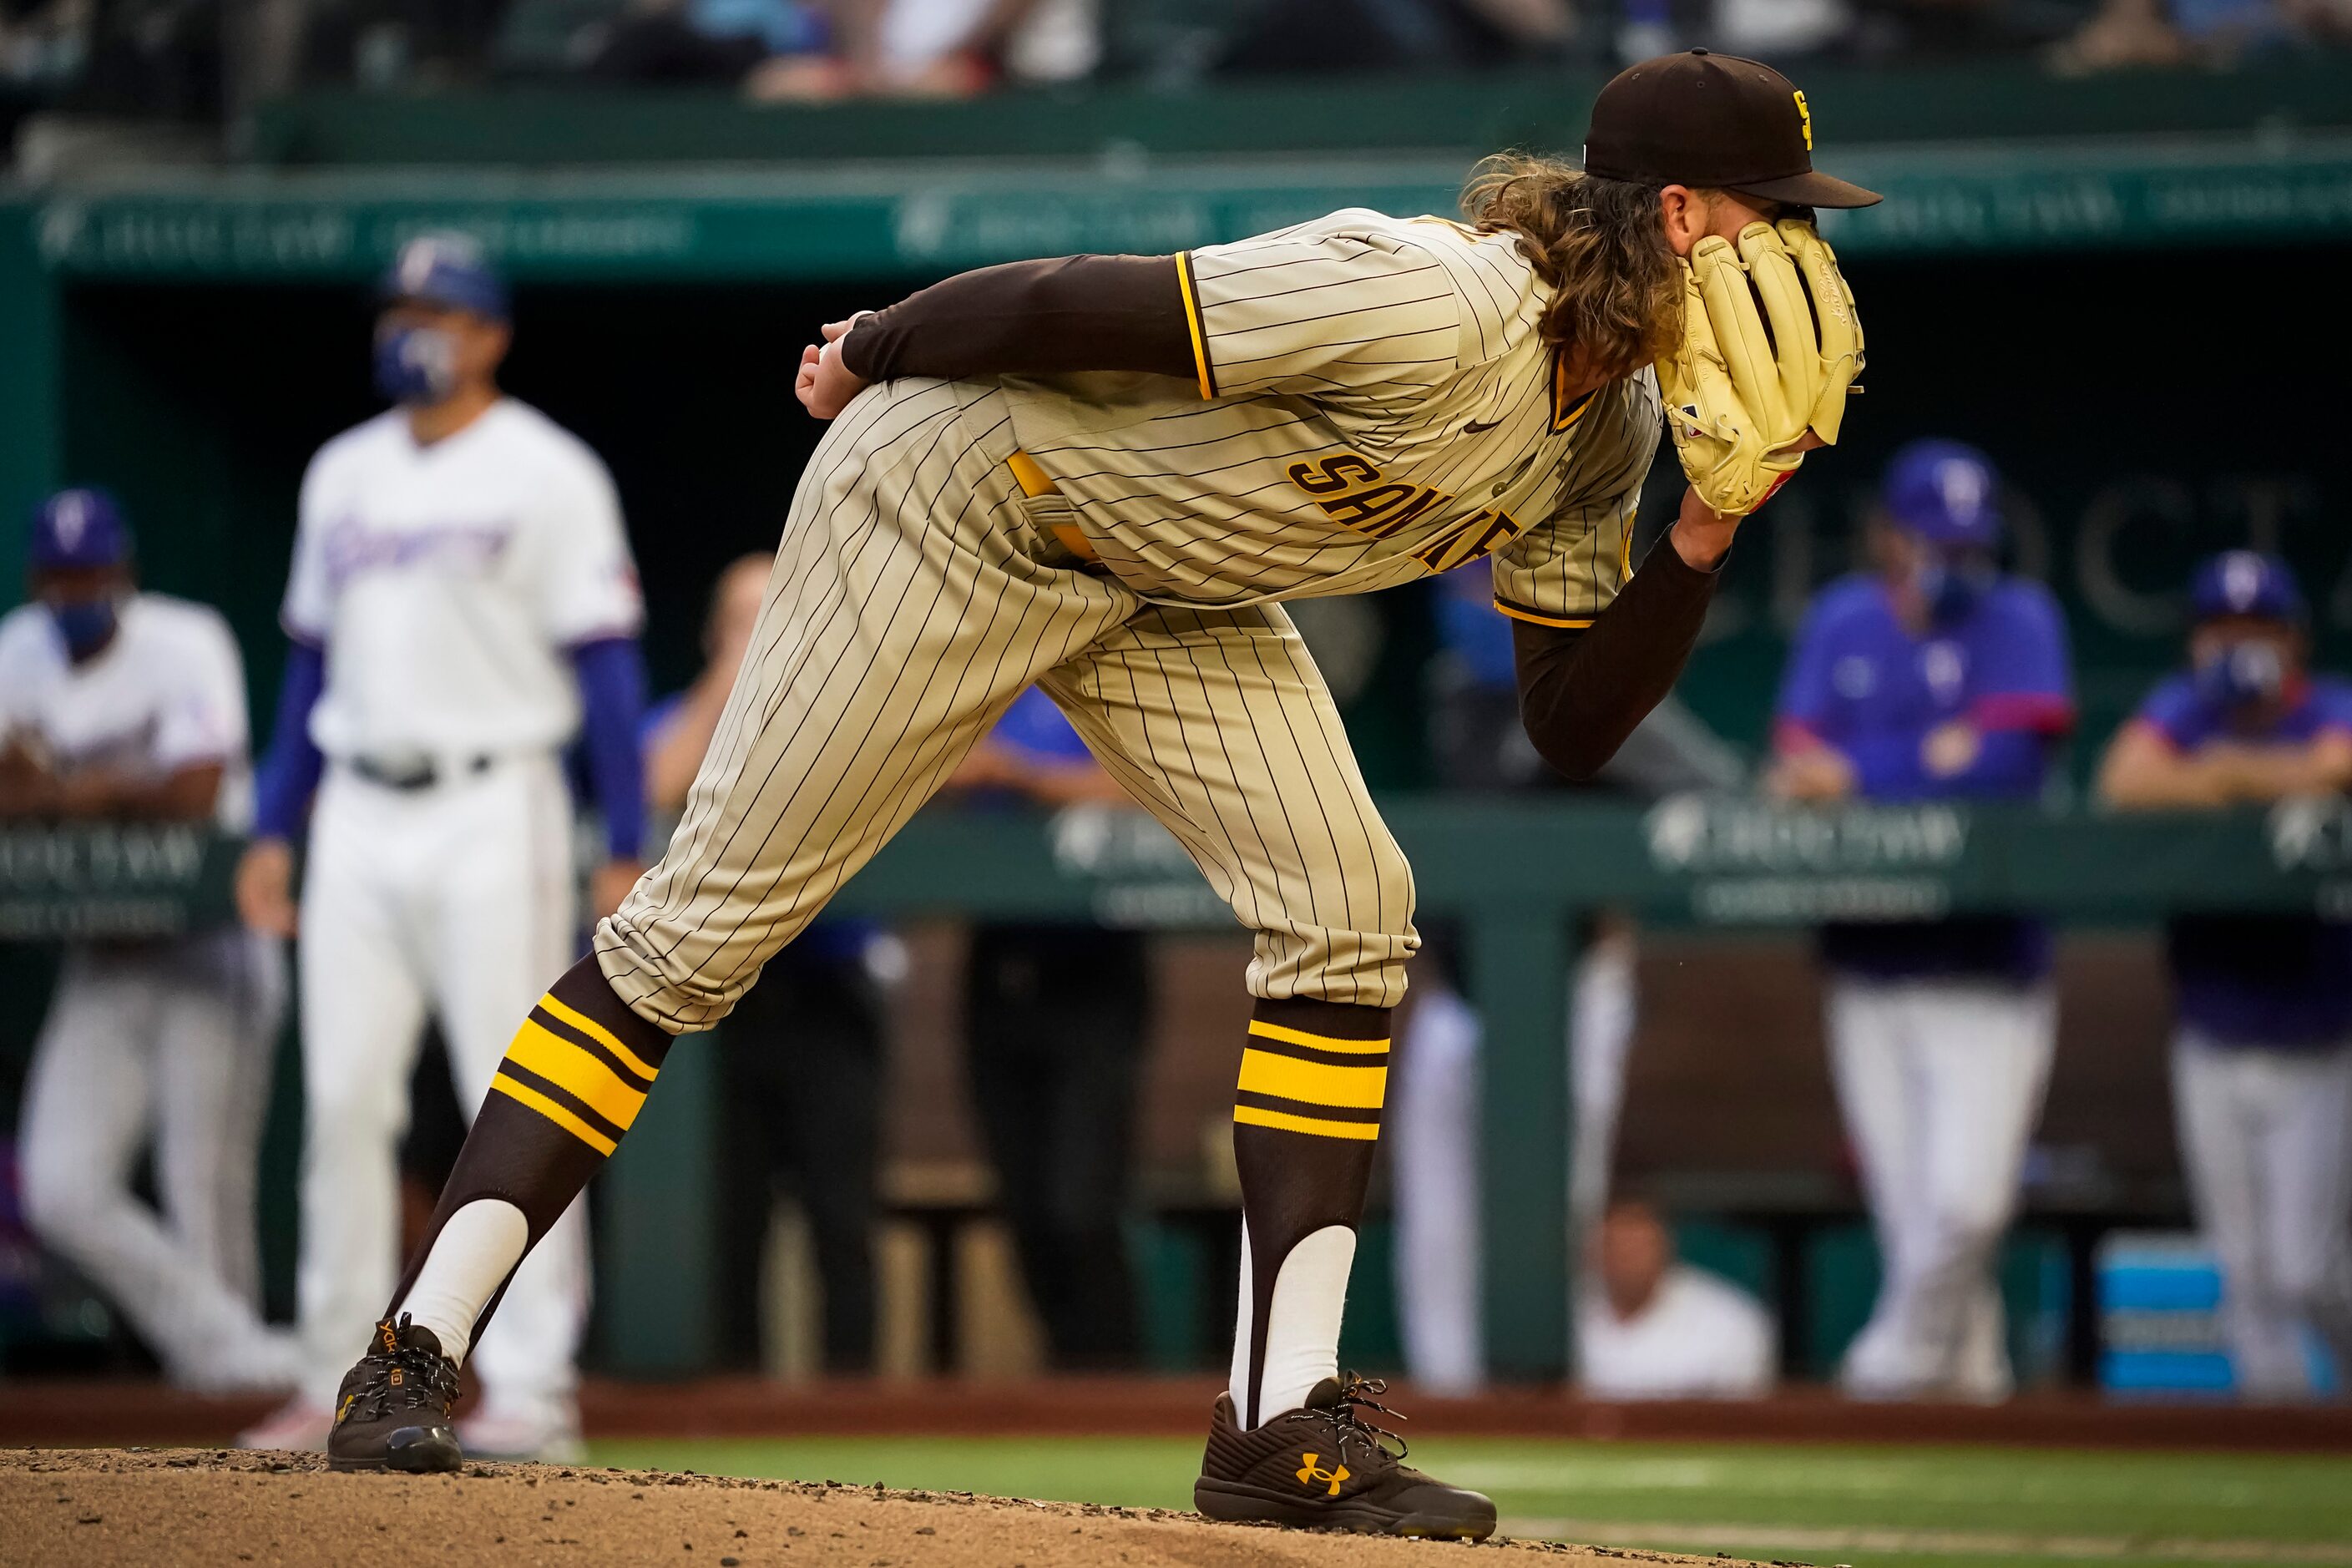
[1657,218,1864,515]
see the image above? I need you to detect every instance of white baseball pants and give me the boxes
[294,754,587,1408]
[2172,1027,2352,1399]
[1828,977,2055,1400]
[17,928,286,1385]
[1389,933,1638,1392]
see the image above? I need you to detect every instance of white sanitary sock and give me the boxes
[1230,1221,1357,1428]
[395,1199,529,1366]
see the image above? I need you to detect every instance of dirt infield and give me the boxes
[0,1449,1735,1568]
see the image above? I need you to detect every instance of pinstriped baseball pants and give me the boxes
[596,377,1418,1034]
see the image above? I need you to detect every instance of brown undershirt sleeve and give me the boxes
[838,254,1197,384]
[1513,537,1723,781]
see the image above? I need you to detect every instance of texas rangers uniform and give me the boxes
[2135,669,2352,1395]
[0,593,288,1386]
[281,397,641,1414]
[1778,567,2073,1399]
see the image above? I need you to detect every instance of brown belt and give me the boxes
[1008,450,1098,563]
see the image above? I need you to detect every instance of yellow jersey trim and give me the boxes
[1493,599,1594,630]
[1247,1019,1390,1055]
[1176,251,1217,402]
[1234,1105,1382,1141]
[1550,355,1599,433]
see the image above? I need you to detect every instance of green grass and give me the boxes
[584,1436,2352,1568]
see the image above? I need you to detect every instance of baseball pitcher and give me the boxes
[234,235,648,1460]
[327,51,1874,1534]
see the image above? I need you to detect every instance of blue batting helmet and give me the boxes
[29,488,131,570]
[379,231,508,321]
[2190,550,2304,626]
[1881,438,2002,549]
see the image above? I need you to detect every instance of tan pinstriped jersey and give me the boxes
[998,208,1662,628]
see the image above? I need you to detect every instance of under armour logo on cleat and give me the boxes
[1297,1454,1349,1496]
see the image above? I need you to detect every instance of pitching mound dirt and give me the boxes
[1,1448,1750,1567]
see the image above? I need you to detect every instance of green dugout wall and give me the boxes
[3,99,2352,1376]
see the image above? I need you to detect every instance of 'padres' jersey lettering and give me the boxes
[999,209,1659,620]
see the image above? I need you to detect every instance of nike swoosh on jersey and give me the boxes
[1462,418,1503,434]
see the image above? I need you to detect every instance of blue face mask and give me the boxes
[48,595,119,658]
[1916,556,1995,626]
[2195,637,2287,711]
[372,325,460,406]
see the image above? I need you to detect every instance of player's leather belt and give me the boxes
[1007,450,1099,564]
[350,753,495,792]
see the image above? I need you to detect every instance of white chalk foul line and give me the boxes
[1511,1519,2352,1566]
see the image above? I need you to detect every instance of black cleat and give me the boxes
[1195,1374,1497,1540]
[325,1315,464,1474]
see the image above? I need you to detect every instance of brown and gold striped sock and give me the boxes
[1228,995,1390,1429]
[389,956,675,1359]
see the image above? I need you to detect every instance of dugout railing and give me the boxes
[7,797,2349,1379]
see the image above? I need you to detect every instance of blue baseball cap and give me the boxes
[1881,438,2002,549]
[378,231,508,321]
[2190,550,2304,625]
[29,488,130,570]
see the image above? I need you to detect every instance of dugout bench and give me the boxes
[8,796,2350,1381]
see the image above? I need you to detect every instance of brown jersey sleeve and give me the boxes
[838,255,1196,384]
[1512,534,1722,781]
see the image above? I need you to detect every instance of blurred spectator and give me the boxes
[1217,0,1573,75]
[297,0,519,89]
[2052,0,2352,71]
[854,0,1100,94]
[3,0,222,118]
[589,0,852,97]
[948,686,1150,1370]
[1713,0,1852,58]
[1392,558,1743,1394]
[1767,438,2073,1402]
[0,1,90,92]
[0,488,294,1390]
[1576,1197,1774,1399]
[645,552,886,1373]
[2097,550,2352,1400]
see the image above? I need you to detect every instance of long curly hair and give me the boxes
[1460,154,1682,382]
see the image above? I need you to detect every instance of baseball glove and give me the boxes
[1657,218,1864,517]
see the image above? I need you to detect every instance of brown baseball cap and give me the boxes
[1583,48,1881,210]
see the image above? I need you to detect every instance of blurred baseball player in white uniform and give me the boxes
[0,488,293,1390]
[2099,552,2352,1399]
[235,235,648,1459]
